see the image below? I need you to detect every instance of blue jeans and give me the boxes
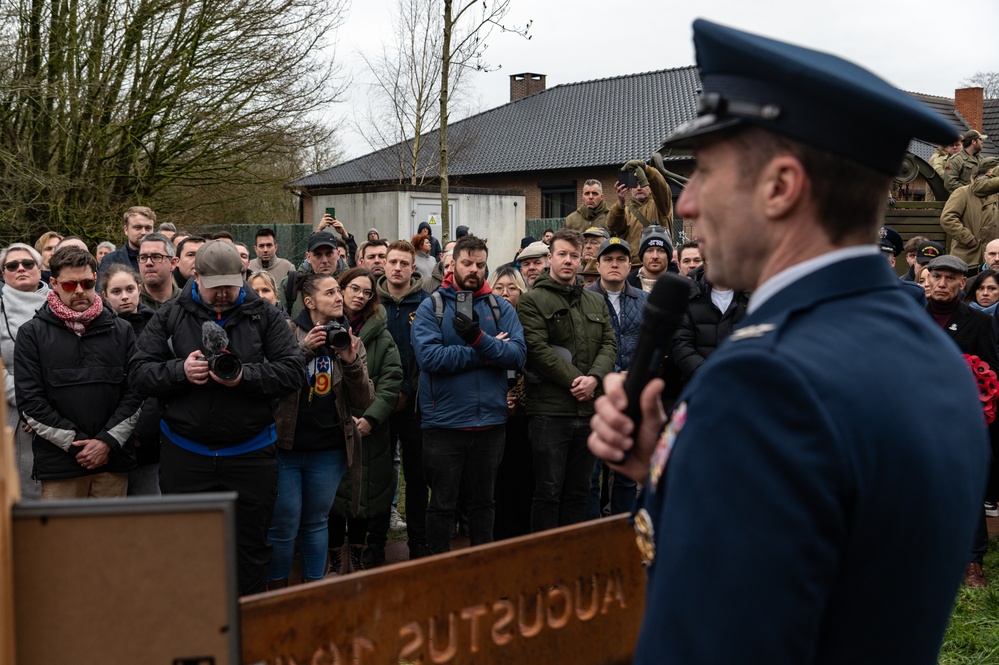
[529,415,595,532]
[423,427,505,553]
[268,448,348,582]
[586,459,637,519]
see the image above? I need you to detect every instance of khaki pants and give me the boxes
[41,473,128,499]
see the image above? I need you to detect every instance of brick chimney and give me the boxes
[955,87,984,132]
[510,73,546,102]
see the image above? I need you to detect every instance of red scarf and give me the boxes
[46,289,103,335]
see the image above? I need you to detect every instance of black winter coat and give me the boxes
[129,282,306,449]
[670,269,750,383]
[118,304,160,465]
[14,305,140,479]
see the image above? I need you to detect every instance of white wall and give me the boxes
[310,189,526,271]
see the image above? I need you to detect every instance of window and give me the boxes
[539,180,576,219]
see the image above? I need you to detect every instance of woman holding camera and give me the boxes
[328,268,403,574]
[268,273,374,588]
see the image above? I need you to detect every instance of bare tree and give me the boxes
[0,0,348,245]
[438,1,529,237]
[356,0,482,186]
[961,72,999,99]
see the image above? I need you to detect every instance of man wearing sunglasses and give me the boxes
[13,246,141,499]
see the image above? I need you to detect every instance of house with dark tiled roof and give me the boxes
[289,67,701,262]
[290,67,996,261]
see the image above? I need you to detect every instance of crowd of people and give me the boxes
[2,138,997,598]
[0,200,688,594]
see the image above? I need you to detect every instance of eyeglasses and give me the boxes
[55,278,97,292]
[346,283,373,299]
[3,259,37,272]
[138,253,169,264]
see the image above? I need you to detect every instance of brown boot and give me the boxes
[347,544,366,573]
[327,545,344,576]
[265,578,289,591]
[965,562,988,588]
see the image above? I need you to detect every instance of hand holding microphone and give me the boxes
[589,273,690,481]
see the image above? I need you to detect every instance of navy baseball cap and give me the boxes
[662,20,958,175]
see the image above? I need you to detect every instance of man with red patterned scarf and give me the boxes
[14,246,140,498]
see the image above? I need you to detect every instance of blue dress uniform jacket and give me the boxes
[635,254,989,664]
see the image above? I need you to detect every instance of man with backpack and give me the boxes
[410,235,526,554]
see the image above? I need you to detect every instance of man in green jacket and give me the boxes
[564,179,611,231]
[940,158,999,268]
[517,228,617,532]
[945,130,988,193]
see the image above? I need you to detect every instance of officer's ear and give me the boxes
[759,154,807,220]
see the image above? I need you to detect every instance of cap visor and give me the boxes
[200,274,243,288]
[661,114,745,149]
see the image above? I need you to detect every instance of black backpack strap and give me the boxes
[284,270,298,308]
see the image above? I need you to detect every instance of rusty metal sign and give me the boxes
[241,514,646,664]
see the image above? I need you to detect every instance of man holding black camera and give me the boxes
[131,240,305,596]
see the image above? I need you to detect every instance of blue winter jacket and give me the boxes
[586,280,648,371]
[411,283,526,429]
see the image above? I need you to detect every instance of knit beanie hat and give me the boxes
[639,226,673,261]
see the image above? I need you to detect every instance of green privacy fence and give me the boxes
[198,223,314,267]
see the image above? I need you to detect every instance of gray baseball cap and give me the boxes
[195,240,244,288]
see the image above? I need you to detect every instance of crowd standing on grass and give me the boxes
[3,115,999,604]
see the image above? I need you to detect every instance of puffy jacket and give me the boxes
[376,273,430,396]
[586,280,649,370]
[14,305,141,479]
[130,281,306,449]
[411,281,526,429]
[333,310,403,519]
[517,271,617,416]
[670,268,750,383]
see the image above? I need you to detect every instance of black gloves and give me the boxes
[452,311,481,345]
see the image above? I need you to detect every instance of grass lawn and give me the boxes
[940,536,999,664]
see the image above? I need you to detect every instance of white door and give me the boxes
[413,198,455,242]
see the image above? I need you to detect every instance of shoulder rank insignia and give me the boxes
[730,323,776,341]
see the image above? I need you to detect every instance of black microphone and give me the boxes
[623,273,691,435]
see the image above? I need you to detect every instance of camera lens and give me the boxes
[327,328,350,350]
[210,353,242,382]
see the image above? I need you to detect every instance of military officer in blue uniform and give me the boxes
[589,19,989,665]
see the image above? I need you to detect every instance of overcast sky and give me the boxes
[331,0,999,161]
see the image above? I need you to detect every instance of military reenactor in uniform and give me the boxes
[589,19,988,664]
[563,179,611,232]
[939,157,999,271]
[930,135,963,178]
[945,129,988,193]
[607,159,674,267]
